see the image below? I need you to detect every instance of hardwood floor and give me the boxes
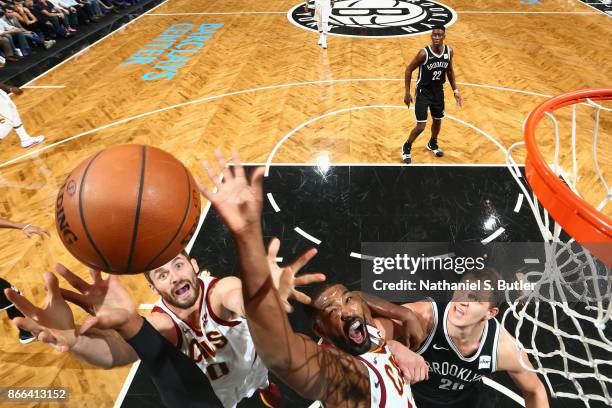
[0,0,609,406]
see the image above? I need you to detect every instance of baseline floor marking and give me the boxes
[21,85,66,89]
[147,12,287,15]
[0,78,552,169]
[294,226,322,245]
[571,0,612,16]
[144,10,600,15]
[459,10,598,14]
[265,104,509,177]
[482,377,525,407]
[113,360,142,408]
[514,193,524,213]
[482,227,506,244]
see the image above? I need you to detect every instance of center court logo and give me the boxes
[288,0,457,38]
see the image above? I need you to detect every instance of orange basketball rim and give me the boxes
[524,88,612,267]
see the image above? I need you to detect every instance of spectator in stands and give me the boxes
[46,0,79,30]
[3,7,55,49]
[28,0,72,38]
[0,36,19,61]
[77,0,103,20]
[13,1,53,37]
[96,0,117,14]
[0,12,30,57]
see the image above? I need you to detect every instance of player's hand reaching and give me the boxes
[454,91,463,107]
[198,149,265,235]
[55,263,137,335]
[10,87,23,95]
[4,272,78,352]
[404,93,413,108]
[387,340,429,384]
[22,224,50,239]
[266,237,326,312]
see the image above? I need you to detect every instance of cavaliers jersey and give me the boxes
[411,300,500,405]
[354,325,416,407]
[416,45,451,89]
[0,89,19,126]
[152,276,268,408]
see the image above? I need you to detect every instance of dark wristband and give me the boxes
[126,318,222,407]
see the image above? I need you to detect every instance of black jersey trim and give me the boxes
[416,298,438,355]
[491,318,501,372]
[427,45,446,59]
[443,303,489,362]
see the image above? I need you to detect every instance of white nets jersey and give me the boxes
[152,276,268,407]
[355,325,417,407]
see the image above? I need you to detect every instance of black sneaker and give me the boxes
[402,152,412,164]
[426,141,444,157]
[19,329,35,344]
[402,144,412,164]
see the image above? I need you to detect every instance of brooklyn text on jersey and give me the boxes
[288,0,458,38]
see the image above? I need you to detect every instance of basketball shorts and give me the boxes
[314,0,332,22]
[413,386,489,408]
[414,86,445,122]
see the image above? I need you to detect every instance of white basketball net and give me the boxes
[503,97,611,407]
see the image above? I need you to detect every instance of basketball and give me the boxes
[55,144,201,274]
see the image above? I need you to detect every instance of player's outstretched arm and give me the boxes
[4,269,137,368]
[446,49,462,107]
[0,217,49,238]
[404,49,426,107]
[210,239,325,319]
[200,150,372,404]
[0,83,22,95]
[356,291,426,349]
[496,329,549,408]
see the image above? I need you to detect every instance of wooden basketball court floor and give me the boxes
[0,0,610,406]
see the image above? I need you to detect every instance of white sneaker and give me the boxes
[317,34,323,46]
[321,36,327,49]
[21,135,45,148]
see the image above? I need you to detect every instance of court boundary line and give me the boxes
[263,104,508,178]
[459,10,598,14]
[113,360,142,408]
[0,78,552,169]
[570,0,612,17]
[145,11,600,15]
[20,0,171,88]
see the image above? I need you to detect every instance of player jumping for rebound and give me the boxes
[201,151,428,407]
[402,25,462,164]
[305,0,335,49]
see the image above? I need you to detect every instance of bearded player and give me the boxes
[200,150,427,407]
[6,245,323,407]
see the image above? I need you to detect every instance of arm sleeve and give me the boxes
[126,318,222,408]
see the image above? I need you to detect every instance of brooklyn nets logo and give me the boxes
[288,0,457,38]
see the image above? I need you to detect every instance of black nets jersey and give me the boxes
[416,45,451,89]
[411,299,501,405]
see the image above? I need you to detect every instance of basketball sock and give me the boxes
[14,125,32,142]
